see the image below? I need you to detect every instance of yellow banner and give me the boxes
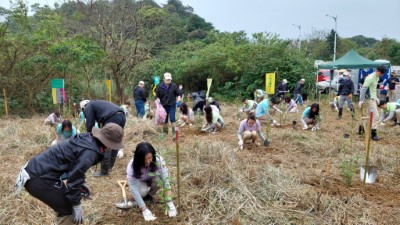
[206,78,212,99]
[105,80,111,102]
[52,88,57,104]
[265,73,275,94]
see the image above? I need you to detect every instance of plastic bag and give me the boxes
[155,100,167,125]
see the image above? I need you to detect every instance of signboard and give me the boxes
[51,79,66,104]
[265,73,276,94]
[105,80,112,102]
[206,78,212,99]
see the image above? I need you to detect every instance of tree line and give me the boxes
[0,0,399,116]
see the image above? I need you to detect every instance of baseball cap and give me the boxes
[164,73,172,80]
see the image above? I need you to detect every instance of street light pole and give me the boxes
[326,14,337,61]
[292,24,301,53]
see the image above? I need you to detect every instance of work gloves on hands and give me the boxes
[358,101,363,109]
[311,126,320,132]
[72,205,84,224]
[272,120,281,126]
[117,149,124,159]
[238,140,243,149]
[167,201,177,217]
[80,183,91,199]
[142,208,157,221]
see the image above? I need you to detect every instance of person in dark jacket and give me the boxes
[337,72,355,119]
[134,81,147,118]
[388,72,399,102]
[293,79,305,105]
[190,91,206,114]
[155,73,181,135]
[276,79,289,99]
[80,100,126,177]
[17,123,124,225]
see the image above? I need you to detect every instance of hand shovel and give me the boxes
[115,180,134,209]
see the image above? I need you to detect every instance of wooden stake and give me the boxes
[363,111,373,184]
[73,103,77,118]
[3,88,8,116]
[175,126,181,212]
[324,159,331,177]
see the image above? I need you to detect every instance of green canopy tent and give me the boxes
[318,49,390,69]
[315,50,391,98]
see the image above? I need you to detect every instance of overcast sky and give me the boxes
[1,0,399,40]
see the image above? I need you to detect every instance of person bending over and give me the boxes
[179,103,194,126]
[301,103,320,131]
[51,120,77,146]
[202,105,224,132]
[237,113,265,149]
[127,142,177,222]
[378,100,400,126]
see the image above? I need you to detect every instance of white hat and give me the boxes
[80,100,90,110]
[343,72,350,76]
[283,79,288,84]
[164,73,172,80]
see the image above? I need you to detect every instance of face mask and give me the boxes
[63,131,72,138]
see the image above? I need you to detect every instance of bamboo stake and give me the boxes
[175,126,181,212]
[363,111,373,184]
[3,88,8,116]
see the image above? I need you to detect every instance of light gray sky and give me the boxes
[1,0,399,40]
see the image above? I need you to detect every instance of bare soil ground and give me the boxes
[1,99,400,224]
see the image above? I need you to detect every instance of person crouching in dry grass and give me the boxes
[51,120,77,146]
[237,113,265,149]
[178,103,194,126]
[301,103,321,131]
[201,105,224,133]
[14,123,124,225]
[126,142,177,222]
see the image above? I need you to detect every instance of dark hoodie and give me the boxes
[83,100,124,132]
[25,133,104,206]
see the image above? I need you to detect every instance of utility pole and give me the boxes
[292,24,301,53]
[326,14,337,61]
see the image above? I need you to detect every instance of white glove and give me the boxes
[238,140,243,146]
[335,107,339,112]
[167,202,177,217]
[117,149,124,159]
[142,208,157,221]
[303,125,308,130]
[358,101,363,109]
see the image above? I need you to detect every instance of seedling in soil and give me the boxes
[340,154,360,186]
[148,158,174,216]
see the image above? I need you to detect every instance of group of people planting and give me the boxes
[15,72,184,224]
[14,65,398,224]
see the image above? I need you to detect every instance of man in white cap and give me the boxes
[16,123,124,225]
[156,72,181,135]
[337,71,355,119]
[276,79,289,99]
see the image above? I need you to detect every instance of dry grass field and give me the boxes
[1,99,400,224]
